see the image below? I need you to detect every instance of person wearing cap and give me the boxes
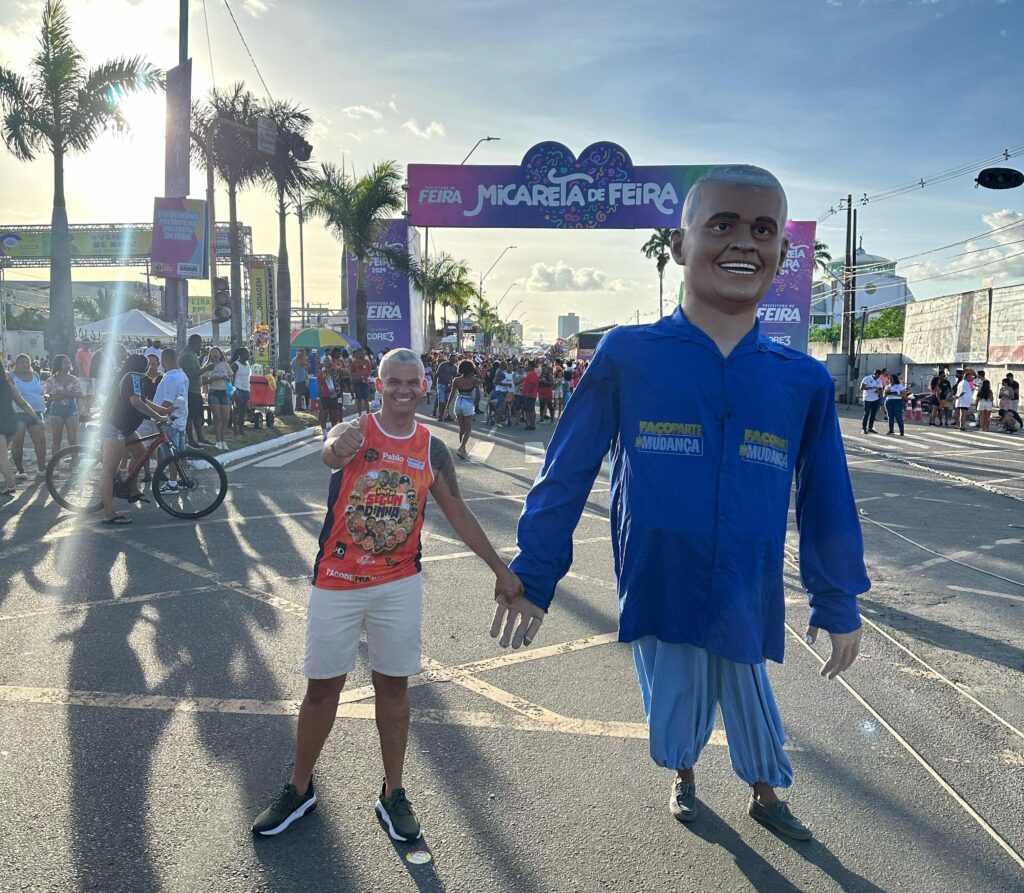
[492,165,869,841]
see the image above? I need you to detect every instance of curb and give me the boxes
[220,425,322,467]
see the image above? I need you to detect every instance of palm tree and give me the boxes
[259,99,313,367]
[198,83,262,348]
[306,160,404,347]
[449,289,473,351]
[640,228,673,317]
[814,240,833,278]
[0,0,162,358]
[399,252,477,348]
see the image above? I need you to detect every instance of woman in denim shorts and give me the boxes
[203,347,232,450]
[44,354,83,452]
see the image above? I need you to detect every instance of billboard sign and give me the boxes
[151,197,208,278]
[409,142,711,229]
[988,284,1024,363]
[903,290,989,366]
[248,259,275,365]
[346,219,411,351]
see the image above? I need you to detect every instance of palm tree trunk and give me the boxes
[355,257,368,349]
[658,269,664,317]
[276,189,291,369]
[228,184,243,350]
[49,147,74,359]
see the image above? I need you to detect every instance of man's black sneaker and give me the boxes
[375,781,421,841]
[251,781,317,836]
[747,794,812,840]
[669,777,697,822]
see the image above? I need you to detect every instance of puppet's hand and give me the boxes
[805,626,862,680]
[491,595,545,649]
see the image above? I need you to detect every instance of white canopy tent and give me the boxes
[76,309,175,340]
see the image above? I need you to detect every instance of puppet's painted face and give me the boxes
[672,182,789,310]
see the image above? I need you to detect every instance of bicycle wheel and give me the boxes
[152,448,228,519]
[46,445,104,513]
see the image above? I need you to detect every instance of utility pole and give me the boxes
[847,209,859,403]
[839,195,853,401]
[167,0,190,350]
[207,145,219,346]
[297,199,307,330]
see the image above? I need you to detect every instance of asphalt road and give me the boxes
[1,402,1022,893]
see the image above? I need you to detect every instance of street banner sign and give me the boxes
[345,219,412,351]
[151,197,209,278]
[755,221,816,354]
[408,141,712,229]
[257,118,277,156]
[164,61,192,199]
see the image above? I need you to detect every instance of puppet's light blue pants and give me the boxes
[633,637,793,788]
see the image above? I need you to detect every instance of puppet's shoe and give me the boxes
[669,778,697,822]
[747,795,812,840]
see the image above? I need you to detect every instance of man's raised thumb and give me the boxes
[356,411,369,434]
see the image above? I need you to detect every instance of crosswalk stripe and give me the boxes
[469,440,494,463]
[255,441,323,468]
[525,441,546,463]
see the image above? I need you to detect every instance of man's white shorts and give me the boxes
[304,574,423,679]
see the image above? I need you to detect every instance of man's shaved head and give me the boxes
[681,165,788,229]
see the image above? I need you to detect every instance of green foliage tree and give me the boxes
[259,99,314,367]
[195,83,262,349]
[862,306,905,340]
[809,323,840,343]
[397,252,475,348]
[306,161,405,348]
[0,0,163,358]
[640,228,673,316]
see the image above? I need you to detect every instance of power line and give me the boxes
[222,0,273,100]
[817,142,1024,220]
[202,0,216,89]
[892,217,1024,264]
[901,233,1024,270]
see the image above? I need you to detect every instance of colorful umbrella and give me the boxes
[290,327,361,349]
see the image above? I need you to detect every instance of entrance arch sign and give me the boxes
[408,141,711,229]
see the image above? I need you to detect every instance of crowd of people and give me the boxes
[0,336,303,503]
[859,366,1021,435]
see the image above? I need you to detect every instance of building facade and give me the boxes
[557,312,580,340]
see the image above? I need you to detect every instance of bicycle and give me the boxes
[46,421,228,520]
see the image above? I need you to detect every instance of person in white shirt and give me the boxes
[153,348,190,490]
[954,369,976,431]
[883,373,907,436]
[860,369,882,434]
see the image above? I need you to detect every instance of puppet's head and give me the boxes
[671,165,790,314]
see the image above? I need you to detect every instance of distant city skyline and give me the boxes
[0,0,1021,340]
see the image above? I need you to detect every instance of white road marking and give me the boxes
[525,442,546,463]
[469,440,494,463]
[255,441,323,468]
[946,585,1024,605]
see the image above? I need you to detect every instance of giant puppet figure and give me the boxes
[491,165,869,840]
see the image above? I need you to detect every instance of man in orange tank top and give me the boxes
[252,348,523,841]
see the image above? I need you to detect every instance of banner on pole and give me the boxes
[755,221,816,354]
[346,219,412,351]
[151,197,208,278]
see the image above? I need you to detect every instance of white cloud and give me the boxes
[388,95,398,113]
[526,261,633,293]
[928,210,1024,283]
[342,105,383,123]
[242,0,271,16]
[402,119,445,140]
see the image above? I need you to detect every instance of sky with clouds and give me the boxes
[0,0,1021,340]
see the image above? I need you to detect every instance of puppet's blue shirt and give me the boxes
[509,307,870,665]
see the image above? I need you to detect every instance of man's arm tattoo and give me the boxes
[430,436,461,497]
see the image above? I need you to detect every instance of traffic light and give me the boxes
[213,276,231,322]
[277,130,313,163]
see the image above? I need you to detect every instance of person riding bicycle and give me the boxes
[99,353,174,525]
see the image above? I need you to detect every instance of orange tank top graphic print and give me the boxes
[312,416,435,589]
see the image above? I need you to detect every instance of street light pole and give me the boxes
[462,136,500,165]
[494,280,519,311]
[480,245,517,296]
